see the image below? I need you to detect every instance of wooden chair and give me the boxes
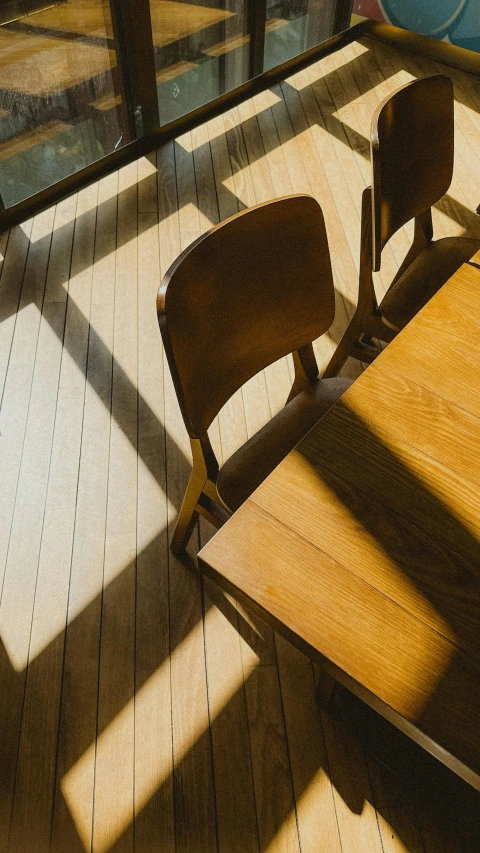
[323,73,480,378]
[157,194,352,554]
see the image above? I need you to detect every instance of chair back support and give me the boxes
[371,74,454,270]
[157,195,335,437]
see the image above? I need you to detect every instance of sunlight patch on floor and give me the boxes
[293,766,339,850]
[62,606,255,853]
[331,70,415,125]
[175,93,283,153]
[302,40,371,89]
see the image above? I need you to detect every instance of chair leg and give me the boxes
[170,472,206,556]
[322,317,365,379]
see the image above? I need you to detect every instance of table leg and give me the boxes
[315,669,337,709]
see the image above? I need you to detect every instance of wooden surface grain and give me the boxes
[199,261,480,789]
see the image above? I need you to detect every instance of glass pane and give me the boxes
[0,0,125,208]
[351,1,480,53]
[264,0,337,71]
[151,0,249,125]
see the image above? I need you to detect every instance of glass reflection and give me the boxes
[264,0,339,71]
[151,0,249,125]
[0,0,124,207]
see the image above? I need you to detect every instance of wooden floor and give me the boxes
[1,35,480,853]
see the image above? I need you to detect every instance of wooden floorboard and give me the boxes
[0,36,479,853]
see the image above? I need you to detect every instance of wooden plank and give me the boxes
[190,120,219,230]
[275,636,343,853]
[9,182,98,853]
[156,60,196,84]
[293,62,362,267]
[51,172,117,853]
[164,369,217,853]
[264,83,335,376]
[134,205,174,851]
[0,224,30,400]
[1,300,64,851]
[202,561,260,853]
[304,49,391,304]
[319,709,385,853]
[376,806,424,853]
[160,132,217,853]
[44,194,78,304]
[221,104,256,210]
[137,152,158,215]
[0,207,54,850]
[92,161,138,853]
[250,88,293,199]
[244,663,301,853]
[207,111,240,221]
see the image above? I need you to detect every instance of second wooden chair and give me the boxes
[324,73,480,377]
[158,194,352,554]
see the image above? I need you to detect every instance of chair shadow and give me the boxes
[3,388,480,851]
[100,599,480,853]
[185,391,480,852]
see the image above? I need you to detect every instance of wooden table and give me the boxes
[198,262,480,791]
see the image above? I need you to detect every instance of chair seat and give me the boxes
[217,377,352,512]
[380,236,480,330]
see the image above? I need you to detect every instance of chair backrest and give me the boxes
[157,195,335,438]
[371,74,454,270]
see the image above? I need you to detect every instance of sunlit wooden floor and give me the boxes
[1,35,480,853]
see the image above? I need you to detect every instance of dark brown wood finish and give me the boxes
[372,74,454,264]
[157,194,351,554]
[198,262,480,791]
[323,74,480,377]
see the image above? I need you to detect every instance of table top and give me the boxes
[198,262,480,790]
